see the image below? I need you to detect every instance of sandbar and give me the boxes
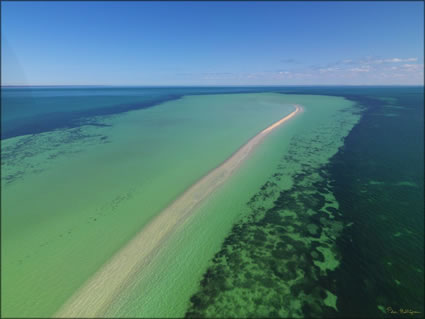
[55,104,303,317]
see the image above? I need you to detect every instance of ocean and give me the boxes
[1,86,423,318]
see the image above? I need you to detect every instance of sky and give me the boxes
[1,1,424,86]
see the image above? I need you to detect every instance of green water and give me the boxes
[4,88,421,318]
[181,87,424,318]
[1,93,293,318]
[104,94,360,317]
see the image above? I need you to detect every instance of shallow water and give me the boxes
[1,86,423,318]
[182,87,424,318]
[104,94,360,317]
[1,92,293,317]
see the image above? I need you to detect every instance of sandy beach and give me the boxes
[55,104,303,318]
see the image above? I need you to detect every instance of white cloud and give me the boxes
[399,63,424,72]
[354,57,419,65]
[385,57,418,63]
[349,67,370,72]
[318,67,340,73]
[373,57,418,64]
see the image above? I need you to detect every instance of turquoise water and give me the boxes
[1,86,423,318]
[104,94,361,317]
[183,94,361,318]
[184,87,424,318]
[1,91,293,317]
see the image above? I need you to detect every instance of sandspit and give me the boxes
[55,104,303,317]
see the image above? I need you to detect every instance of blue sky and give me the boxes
[2,1,424,86]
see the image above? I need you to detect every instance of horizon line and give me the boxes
[2,84,424,88]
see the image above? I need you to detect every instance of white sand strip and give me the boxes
[55,104,303,318]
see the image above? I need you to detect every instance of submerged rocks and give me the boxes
[186,97,362,318]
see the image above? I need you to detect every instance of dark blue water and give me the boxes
[328,88,424,317]
[1,86,277,139]
[4,86,417,140]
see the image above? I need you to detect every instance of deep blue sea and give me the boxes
[1,86,276,139]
